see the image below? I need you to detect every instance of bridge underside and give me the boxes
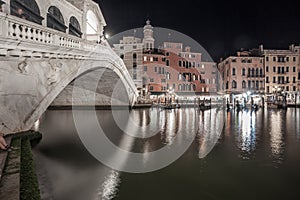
[0,56,137,135]
[51,68,130,108]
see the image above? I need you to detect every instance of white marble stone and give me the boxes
[0,0,137,135]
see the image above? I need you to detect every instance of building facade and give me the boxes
[218,51,265,95]
[218,45,300,96]
[113,36,144,90]
[262,45,300,94]
[144,42,217,95]
[113,20,218,97]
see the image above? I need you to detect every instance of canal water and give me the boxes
[33,108,300,200]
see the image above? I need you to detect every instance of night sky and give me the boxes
[97,0,300,61]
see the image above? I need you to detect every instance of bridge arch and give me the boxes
[0,48,137,135]
[23,57,137,133]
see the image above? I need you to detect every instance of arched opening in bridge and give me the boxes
[51,68,131,108]
[10,0,43,24]
[47,6,67,33]
[69,16,82,37]
[86,10,99,41]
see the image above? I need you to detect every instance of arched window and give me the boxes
[0,1,5,12]
[178,84,182,91]
[133,53,137,59]
[10,0,43,24]
[256,68,259,76]
[120,54,124,60]
[86,10,98,35]
[226,81,229,89]
[47,6,66,32]
[69,16,82,37]
[192,84,196,91]
[166,72,170,80]
[242,80,246,89]
[232,80,237,89]
[178,73,182,81]
[242,68,246,76]
[248,68,251,76]
[232,67,236,76]
[260,68,263,76]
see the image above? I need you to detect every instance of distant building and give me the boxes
[113,20,218,97]
[218,44,300,96]
[144,42,217,95]
[113,36,144,91]
[261,44,300,94]
[218,50,265,95]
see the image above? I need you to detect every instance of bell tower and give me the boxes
[143,19,155,50]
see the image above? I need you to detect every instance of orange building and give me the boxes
[143,42,218,96]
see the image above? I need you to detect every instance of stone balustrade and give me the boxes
[0,12,108,58]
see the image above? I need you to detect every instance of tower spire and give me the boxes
[143,19,155,51]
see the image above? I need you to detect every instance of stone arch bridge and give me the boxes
[0,0,138,134]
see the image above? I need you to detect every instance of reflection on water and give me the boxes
[34,108,300,200]
[235,111,257,159]
[94,170,120,200]
[268,110,286,164]
[197,109,224,158]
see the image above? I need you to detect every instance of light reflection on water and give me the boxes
[94,170,121,200]
[34,108,300,200]
[234,110,257,159]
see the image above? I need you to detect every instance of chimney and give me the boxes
[237,52,241,57]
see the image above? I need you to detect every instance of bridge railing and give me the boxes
[0,13,104,52]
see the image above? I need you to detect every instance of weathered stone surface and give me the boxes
[0,56,137,134]
[0,138,21,200]
[0,1,138,135]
